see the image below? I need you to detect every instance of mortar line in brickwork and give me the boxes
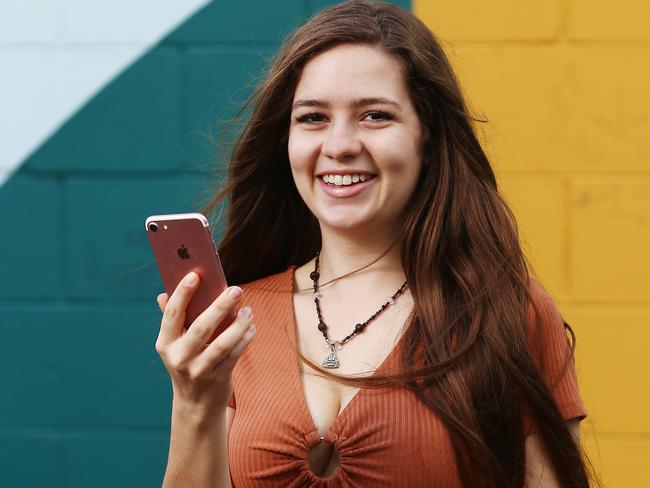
[0,41,151,49]
[498,171,650,178]
[564,38,650,47]
[0,426,171,439]
[449,39,650,49]
[179,42,190,141]
[0,297,157,306]
[557,0,570,41]
[158,40,281,49]
[560,300,650,308]
[582,431,650,442]
[563,177,572,299]
[58,174,69,305]
[19,169,210,178]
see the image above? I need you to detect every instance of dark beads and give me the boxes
[311,249,408,357]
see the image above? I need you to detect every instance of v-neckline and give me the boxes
[286,264,407,440]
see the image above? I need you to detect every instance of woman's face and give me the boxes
[288,44,423,237]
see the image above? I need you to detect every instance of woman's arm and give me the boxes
[156,273,254,488]
[162,405,235,487]
[524,419,582,487]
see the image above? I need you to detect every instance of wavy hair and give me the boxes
[203,1,594,486]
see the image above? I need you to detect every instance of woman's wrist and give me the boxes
[171,397,228,430]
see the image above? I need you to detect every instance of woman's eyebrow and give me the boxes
[292,97,402,110]
[351,97,402,109]
[292,99,328,110]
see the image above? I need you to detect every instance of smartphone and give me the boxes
[145,212,235,342]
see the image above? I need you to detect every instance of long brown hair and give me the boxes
[203,1,594,486]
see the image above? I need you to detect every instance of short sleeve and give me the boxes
[522,282,587,436]
[228,391,236,409]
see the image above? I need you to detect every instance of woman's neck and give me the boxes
[316,225,404,288]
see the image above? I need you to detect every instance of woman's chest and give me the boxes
[292,290,409,437]
[229,287,461,486]
[230,358,462,487]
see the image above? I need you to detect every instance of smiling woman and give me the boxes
[288,44,422,236]
[154,1,595,487]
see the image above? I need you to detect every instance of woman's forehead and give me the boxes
[292,44,410,104]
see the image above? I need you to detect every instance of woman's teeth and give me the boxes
[321,174,371,186]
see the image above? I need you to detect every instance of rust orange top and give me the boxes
[227,266,587,487]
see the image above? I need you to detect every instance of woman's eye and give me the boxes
[361,111,394,123]
[296,113,327,125]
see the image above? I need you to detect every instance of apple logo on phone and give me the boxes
[177,245,190,259]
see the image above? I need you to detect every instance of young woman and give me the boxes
[154,1,593,486]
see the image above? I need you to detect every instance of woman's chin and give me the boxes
[318,214,391,237]
[319,215,368,233]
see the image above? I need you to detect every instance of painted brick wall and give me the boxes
[0,1,409,487]
[414,1,650,486]
[4,0,642,486]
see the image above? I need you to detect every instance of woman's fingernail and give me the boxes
[185,272,198,285]
[228,286,243,300]
[239,306,252,319]
[244,324,256,340]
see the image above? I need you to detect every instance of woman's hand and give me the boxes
[155,271,255,415]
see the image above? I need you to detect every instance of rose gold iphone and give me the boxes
[145,213,235,342]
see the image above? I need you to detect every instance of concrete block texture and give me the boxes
[0,174,62,299]
[182,46,274,170]
[308,0,411,16]
[564,307,650,434]
[0,1,62,43]
[0,437,61,487]
[569,0,650,40]
[414,3,650,486]
[0,305,169,428]
[413,0,563,41]
[60,0,208,43]
[499,176,567,296]
[448,46,650,174]
[569,179,650,302]
[560,47,650,173]
[168,0,305,43]
[61,435,169,488]
[64,175,211,300]
[0,45,144,172]
[23,47,183,172]
[583,435,650,487]
[0,433,169,488]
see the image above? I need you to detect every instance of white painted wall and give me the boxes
[0,0,210,186]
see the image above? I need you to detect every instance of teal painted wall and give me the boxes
[0,1,410,486]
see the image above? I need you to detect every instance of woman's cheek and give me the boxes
[288,135,315,172]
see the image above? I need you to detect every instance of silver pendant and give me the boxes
[322,351,340,369]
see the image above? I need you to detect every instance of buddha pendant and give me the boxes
[322,342,341,368]
[322,350,340,369]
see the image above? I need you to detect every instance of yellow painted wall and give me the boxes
[414,1,650,486]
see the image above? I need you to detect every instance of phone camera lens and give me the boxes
[149,223,158,232]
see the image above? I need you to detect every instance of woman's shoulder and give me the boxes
[525,278,563,330]
[524,278,573,367]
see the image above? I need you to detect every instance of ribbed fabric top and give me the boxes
[227,266,586,487]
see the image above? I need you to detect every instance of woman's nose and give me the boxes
[321,123,363,161]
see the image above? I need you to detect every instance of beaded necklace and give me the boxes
[310,250,408,369]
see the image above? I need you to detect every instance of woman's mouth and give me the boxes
[320,173,375,186]
[317,173,376,197]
